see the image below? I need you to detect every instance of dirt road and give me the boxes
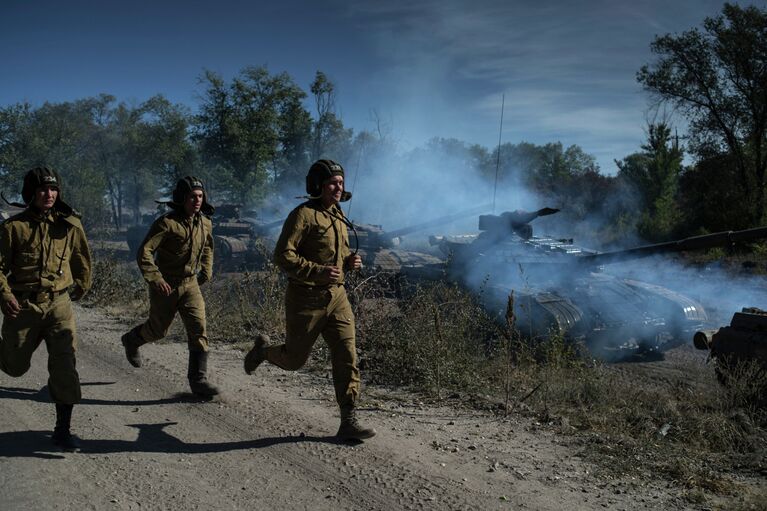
[0,305,693,510]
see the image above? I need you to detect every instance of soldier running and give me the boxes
[120,177,219,398]
[0,167,92,451]
[244,159,376,441]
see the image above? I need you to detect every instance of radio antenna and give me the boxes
[492,93,505,214]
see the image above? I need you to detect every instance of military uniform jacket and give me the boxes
[137,210,214,285]
[274,200,351,288]
[0,208,92,300]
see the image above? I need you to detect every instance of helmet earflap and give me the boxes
[305,159,350,201]
[171,176,215,215]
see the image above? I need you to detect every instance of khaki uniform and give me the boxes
[0,209,92,404]
[135,211,213,351]
[271,200,359,409]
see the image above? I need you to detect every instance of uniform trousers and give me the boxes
[0,291,80,404]
[265,283,360,408]
[138,277,208,352]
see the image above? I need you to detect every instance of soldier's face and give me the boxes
[321,175,344,206]
[33,185,58,211]
[184,190,204,216]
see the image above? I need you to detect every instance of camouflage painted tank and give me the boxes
[212,204,281,270]
[125,204,283,272]
[402,208,767,359]
[350,204,490,273]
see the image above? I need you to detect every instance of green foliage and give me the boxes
[679,152,754,232]
[0,98,110,227]
[195,66,314,203]
[638,3,767,226]
[616,122,684,241]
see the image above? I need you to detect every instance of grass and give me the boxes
[89,256,767,503]
[83,255,147,317]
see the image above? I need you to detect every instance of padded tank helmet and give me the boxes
[170,176,215,215]
[21,166,77,216]
[305,159,351,201]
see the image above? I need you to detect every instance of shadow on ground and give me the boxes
[0,422,353,459]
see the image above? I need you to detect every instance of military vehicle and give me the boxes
[212,204,282,270]
[349,204,492,273]
[125,204,283,271]
[403,208,767,359]
[694,308,767,390]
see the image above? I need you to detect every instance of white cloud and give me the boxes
[336,0,731,170]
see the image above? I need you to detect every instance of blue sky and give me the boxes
[0,0,744,173]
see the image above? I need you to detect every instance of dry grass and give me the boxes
[91,256,767,502]
[202,269,287,346]
[83,256,147,317]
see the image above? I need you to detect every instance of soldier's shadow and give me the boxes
[0,422,346,458]
[0,383,192,406]
[89,422,344,454]
[0,430,69,459]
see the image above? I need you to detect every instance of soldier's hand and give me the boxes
[1,295,21,318]
[69,285,85,302]
[322,265,342,283]
[345,254,363,271]
[152,279,173,296]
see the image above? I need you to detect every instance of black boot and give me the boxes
[52,404,81,452]
[244,333,269,375]
[336,406,376,441]
[188,351,220,397]
[121,326,146,368]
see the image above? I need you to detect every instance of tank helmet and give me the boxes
[170,176,214,215]
[19,166,77,216]
[305,159,351,201]
[22,166,61,204]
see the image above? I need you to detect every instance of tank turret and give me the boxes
[125,203,283,271]
[351,204,492,273]
[404,207,767,359]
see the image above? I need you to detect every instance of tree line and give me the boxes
[0,3,764,245]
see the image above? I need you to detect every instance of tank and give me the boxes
[402,208,767,359]
[125,204,283,272]
[694,307,767,389]
[211,204,281,271]
[349,205,490,273]
[350,204,491,273]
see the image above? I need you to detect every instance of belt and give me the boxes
[12,289,66,304]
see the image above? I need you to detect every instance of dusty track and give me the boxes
[1,305,698,510]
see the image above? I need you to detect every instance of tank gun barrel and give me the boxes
[382,203,494,240]
[579,226,767,266]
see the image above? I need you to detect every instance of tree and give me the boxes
[275,92,312,188]
[309,71,353,163]
[195,66,312,204]
[679,152,750,232]
[616,123,684,240]
[637,3,767,224]
[93,95,194,227]
[0,98,109,226]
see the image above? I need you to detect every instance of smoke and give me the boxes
[605,256,767,325]
[333,135,766,353]
[340,139,545,235]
